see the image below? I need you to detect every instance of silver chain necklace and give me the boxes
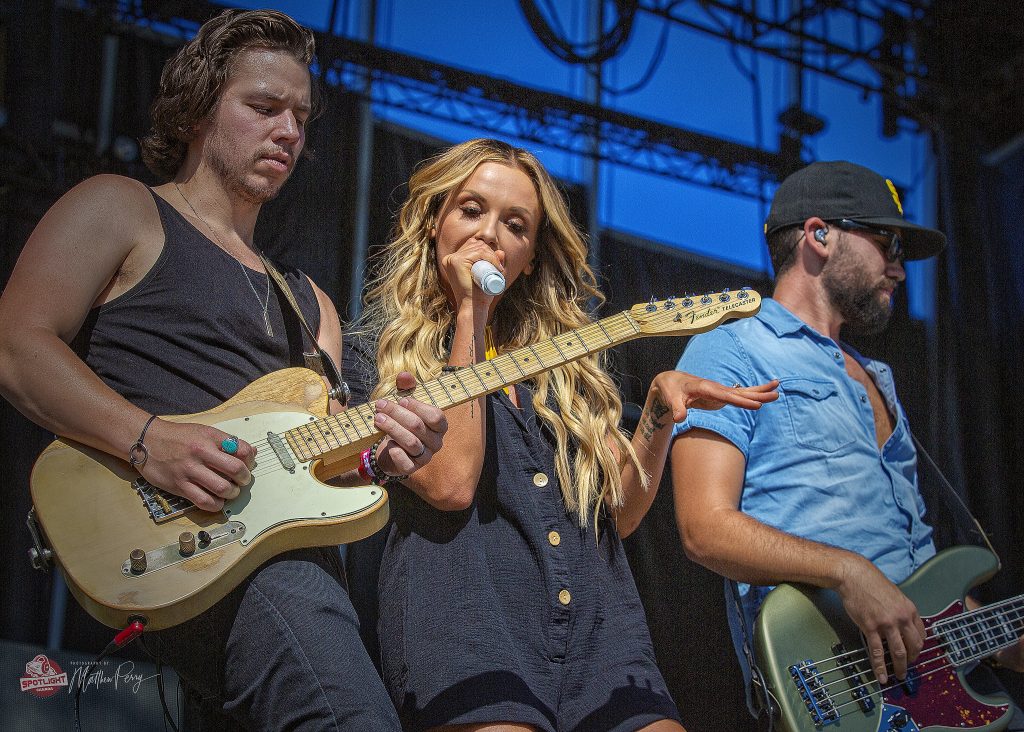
[174,183,274,337]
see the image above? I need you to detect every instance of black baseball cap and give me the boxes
[765,160,946,260]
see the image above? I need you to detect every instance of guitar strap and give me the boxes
[909,431,1001,566]
[259,253,351,407]
[728,579,777,729]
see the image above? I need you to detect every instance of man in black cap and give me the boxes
[669,160,1024,725]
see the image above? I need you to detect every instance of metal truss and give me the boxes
[319,37,783,198]
[639,0,947,128]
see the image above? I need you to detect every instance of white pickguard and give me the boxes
[216,411,383,545]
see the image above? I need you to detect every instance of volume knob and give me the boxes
[129,548,147,574]
[178,532,196,556]
[890,711,910,729]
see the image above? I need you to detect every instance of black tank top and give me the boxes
[73,189,322,416]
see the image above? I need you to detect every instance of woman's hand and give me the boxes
[649,371,779,424]
[440,242,504,313]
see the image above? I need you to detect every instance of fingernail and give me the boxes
[375,412,386,426]
[375,399,387,410]
[399,396,410,407]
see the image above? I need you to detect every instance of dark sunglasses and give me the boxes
[834,219,904,263]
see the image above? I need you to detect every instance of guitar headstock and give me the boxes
[628,288,762,336]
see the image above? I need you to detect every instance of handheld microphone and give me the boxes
[471,261,506,296]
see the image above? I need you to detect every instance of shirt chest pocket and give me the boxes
[781,377,858,453]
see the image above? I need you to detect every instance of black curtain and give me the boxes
[923,0,1024,705]
[929,132,1024,706]
[599,233,772,730]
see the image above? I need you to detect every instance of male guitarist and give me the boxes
[0,9,445,730]
[670,161,1024,727]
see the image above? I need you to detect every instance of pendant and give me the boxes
[263,310,274,338]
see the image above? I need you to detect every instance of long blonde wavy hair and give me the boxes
[361,138,646,525]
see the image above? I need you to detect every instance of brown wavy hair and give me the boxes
[141,9,319,180]
[360,138,646,526]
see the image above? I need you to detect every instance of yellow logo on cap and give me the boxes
[885,179,903,214]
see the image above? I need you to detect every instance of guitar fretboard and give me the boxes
[284,312,640,462]
[936,594,1024,665]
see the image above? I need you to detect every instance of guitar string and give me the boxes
[238,312,652,479]
[812,597,1024,681]
[245,298,735,456]
[811,603,1024,693]
[794,608,1024,716]
[802,622,1024,720]
[800,593,1024,671]
[816,626,1012,701]
[825,644,1021,718]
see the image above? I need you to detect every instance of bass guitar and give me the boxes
[755,545,1022,731]
[30,289,762,630]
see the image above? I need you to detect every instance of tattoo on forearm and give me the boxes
[639,396,670,441]
[469,335,476,418]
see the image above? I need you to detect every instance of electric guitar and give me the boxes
[755,545,1023,731]
[30,289,762,631]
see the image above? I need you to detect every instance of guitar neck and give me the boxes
[286,311,642,462]
[282,288,763,464]
[939,593,1024,665]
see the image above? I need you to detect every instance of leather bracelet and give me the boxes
[128,415,158,468]
[368,440,408,486]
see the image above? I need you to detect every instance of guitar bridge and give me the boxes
[135,479,194,523]
[790,660,840,726]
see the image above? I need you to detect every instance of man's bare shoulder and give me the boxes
[32,174,163,257]
[57,174,156,221]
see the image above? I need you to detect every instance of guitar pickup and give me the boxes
[833,642,876,713]
[898,667,920,696]
[267,431,296,473]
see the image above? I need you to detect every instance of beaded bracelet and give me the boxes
[368,440,408,487]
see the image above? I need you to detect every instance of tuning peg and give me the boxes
[645,296,658,312]
[700,294,713,305]
[719,288,731,302]
[737,287,751,299]
[682,297,694,308]
[664,296,676,309]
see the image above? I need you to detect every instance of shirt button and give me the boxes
[860,395,867,403]
[533,472,549,487]
[833,351,842,360]
[548,531,561,547]
[558,589,571,605]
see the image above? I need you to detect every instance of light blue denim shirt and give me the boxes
[673,298,936,700]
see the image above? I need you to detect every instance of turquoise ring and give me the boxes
[221,436,239,455]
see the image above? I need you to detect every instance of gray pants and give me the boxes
[146,548,400,731]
